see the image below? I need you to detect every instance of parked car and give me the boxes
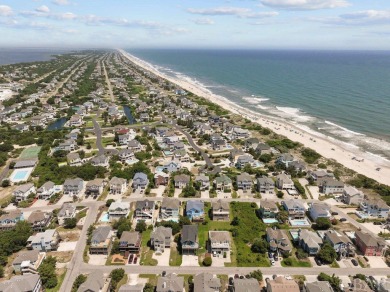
[129,254,134,264]
[331,211,338,215]
[133,256,138,264]
[351,259,358,266]
[315,258,322,266]
[340,218,347,222]
[373,221,382,225]
[274,255,278,261]
[234,274,239,279]
[229,277,234,286]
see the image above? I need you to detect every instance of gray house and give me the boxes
[156,274,184,292]
[195,175,210,191]
[132,172,149,192]
[257,176,275,194]
[63,178,84,197]
[151,226,172,253]
[194,273,221,292]
[174,174,190,189]
[181,225,199,255]
[298,229,323,256]
[236,172,253,191]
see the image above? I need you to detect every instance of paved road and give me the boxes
[92,118,105,155]
[60,201,104,292]
[78,262,389,277]
[103,62,114,102]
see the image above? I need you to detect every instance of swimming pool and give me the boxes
[10,167,34,183]
[100,212,110,223]
[262,218,278,224]
[289,218,311,227]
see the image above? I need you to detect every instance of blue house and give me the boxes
[186,200,205,222]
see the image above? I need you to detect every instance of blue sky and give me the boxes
[0,0,390,49]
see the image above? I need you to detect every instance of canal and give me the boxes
[47,117,67,130]
[123,105,136,125]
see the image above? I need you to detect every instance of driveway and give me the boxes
[88,254,108,265]
[212,253,231,267]
[151,185,165,198]
[58,241,78,252]
[201,191,209,199]
[153,249,171,266]
[174,189,181,198]
[181,255,199,267]
[31,199,49,208]
[366,256,388,268]
[307,186,320,200]
[217,191,231,199]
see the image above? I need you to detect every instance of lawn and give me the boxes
[140,229,158,266]
[281,256,312,267]
[229,202,270,267]
[139,274,158,286]
[169,246,182,266]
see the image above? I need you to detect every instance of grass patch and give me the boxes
[139,274,158,286]
[330,261,340,268]
[97,188,109,201]
[281,256,311,267]
[169,246,182,266]
[140,229,158,266]
[116,274,128,292]
[229,202,269,267]
[46,269,66,292]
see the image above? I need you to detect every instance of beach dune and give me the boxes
[119,49,390,186]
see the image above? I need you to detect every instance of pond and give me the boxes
[123,105,136,125]
[47,117,67,130]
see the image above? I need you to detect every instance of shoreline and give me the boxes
[118,49,390,186]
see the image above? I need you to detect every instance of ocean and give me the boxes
[0,48,70,65]
[127,49,390,161]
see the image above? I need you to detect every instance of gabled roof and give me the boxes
[161,198,180,209]
[181,225,198,243]
[194,273,221,292]
[186,200,204,212]
[91,226,112,243]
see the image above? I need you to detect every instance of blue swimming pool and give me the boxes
[263,218,278,224]
[10,168,33,182]
[100,212,110,222]
[14,170,29,180]
[289,218,311,227]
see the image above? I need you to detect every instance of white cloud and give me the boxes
[52,0,70,5]
[193,18,215,25]
[187,6,278,19]
[36,5,50,13]
[310,10,390,25]
[58,12,77,20]
[0,5,13,16]
[260,0,350,10]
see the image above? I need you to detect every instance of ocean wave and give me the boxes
[274,106,314,122]
[242,97,270,104]
[256,105,269,110]
[324,121,365,136]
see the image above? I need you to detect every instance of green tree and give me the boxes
[247,270,263,281]
[277,210,289,223]
[315,217,331,230]
[317,243,337,264]
[0,266,4,278]
[64,217,77,229]
[231,216,240,226]
[143,283,155,292]
[112,217,131,238]
[109,268,125,291]
[259,154,272,163]
[203,255,212,266]
[135,220,147,233]
[296,248,308,259]
[251,239,269,253]
[72,274,87,292]
[317,273,342,292]
[106,199,115,207]
[38,256,58,288]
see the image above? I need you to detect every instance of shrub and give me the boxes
[203,256,212,266]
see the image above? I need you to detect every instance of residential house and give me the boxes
[85,179,105,198]
[194,273,221,292]
[57,139,77,152]
[108,201,130,221]
[186,200,205,222]
[12,250,45,275]
[257,176,275,194]
[63,178,84,197]
[154,171,169,187]
[194,175,210,191]
[229,148,245,162]
[13,159,37,169]
[266,227,292,256]
[67,152,82,166]
[89,226,113,255]
[266,276,300,292]
[323,230,355,256]
[77,271,111,292]
[0,209,24,230]
[27,211,52,231]
[276,153,295,168]
[214,175,232,192]
[181,225,199,255]
[355,231,386,256]
[127,139,143,152]
[160,198,180,221]
[236,172,253,191]
[132,172,149,192]
[276,173,294,190]
[234,278,260,292]
[309,170,334,182]
[349,278,373,292]
[162,161,181,173]
[90,154,109,167]
[156,274,184,292]
[259,200,279,220]
[235,155,257,169]
[174,174,190,189]
[211,199,230,221]
[209,231,231,257]
[298,229,323,256]
[360,198,390,218]
[309,203,331,221]
[13,183,36,203]
[244,138,260,151]
[119,231,141,254]
[282,200,306,219]
[256,143,272,155]
[135,199,155,221]
[305,281,333,292]
[231,127,250,140]
[37,181,56,200]
[58,203,76,225]
[151,226,172,253]
[320,178,345,195]
[0,274,42,292]
[27,229,60,251]
[109,177,127,195]
[118,149,134,162]
[342,186,364,205]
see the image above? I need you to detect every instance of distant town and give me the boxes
[0,50,390,292]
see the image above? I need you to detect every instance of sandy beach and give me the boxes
[119,49,390,186]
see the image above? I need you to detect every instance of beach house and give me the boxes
[156,274,184,292]
[257,176,275,194]
[132,172,149,192]
[211,199,230,221]
[194,175,210,191]
[266,227,292,256]
[134,199,155,221]
[266,276,300,292]
[282,200,306,219]
[309,203,331,221]
[342,185,364,205]
[360,198,390,218]
[13,183,36,203]
[320,178,345,194]
[160,198,180,221]
[108,201,130,221]
[209,231,231,257]
[109,177,127,195]
[0,274,42,292]
[186,200,205,222]
[236,172,253,191]
[298,229,323,256]
[119,231,141,254]
[37,181,56,200]
[214,175,232,192]
[276,173,294,190]
[355,231,386,256]
[57,203,76,225]
[174,174,190,189]
[0,209,24,230]
[194,273,221,292]
[259,200,279,220]
[27,229,60,252]
[150,226,172,253]
[63,178,84,197]
[85,179,105,198]
[89,226,113,255]
[181,225,199,255]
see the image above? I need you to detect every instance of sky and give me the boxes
[0,0,390,49]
